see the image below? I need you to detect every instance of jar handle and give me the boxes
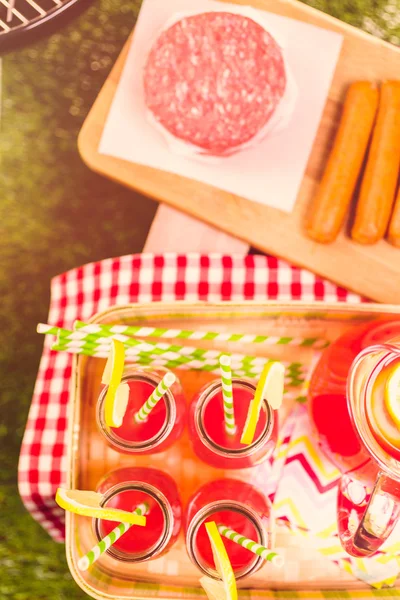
[338,471,400,557]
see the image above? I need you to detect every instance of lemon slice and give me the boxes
[200,577,229,600]
[102,337,124,385]
[102,339,126,427]
[369,368,400,449]
[55,488,146,526]
[205,522,237,600]
[240,362,285,445]
[385,363,400,427]
[111,382,130,427]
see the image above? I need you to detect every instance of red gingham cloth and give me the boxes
[18,253,363,542]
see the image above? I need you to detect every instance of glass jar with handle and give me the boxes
[309,320,400,557]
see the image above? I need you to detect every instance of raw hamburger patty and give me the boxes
[143,11,287,156]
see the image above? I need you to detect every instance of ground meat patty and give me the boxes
[143,11,287,156]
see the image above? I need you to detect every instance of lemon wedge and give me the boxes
[200,577,230,600]
[55,488,146,526]
[102,338,126,427]
[205,522,237,600]
[111,382,130,428]
[384,363,400,427]
[241,362,285,445]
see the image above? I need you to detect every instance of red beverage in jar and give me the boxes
[309,319,400,557]
[96,367,186,454]
[188,378,278,469]
[95,467,182,561]
[185,479,273,579]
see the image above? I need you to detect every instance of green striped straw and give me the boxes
[72,321,329,349]
[37,324,307,373]
[220,355,236,436]
[42,326,305,381]
[78,501,149,571]
[217,524,284,568]
[134,372,176,423]
[55,331,306,377]
[37,324,306,386]
[50,339,305,386]
[50,342,305,384]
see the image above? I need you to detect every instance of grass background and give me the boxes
[0,0,399,597]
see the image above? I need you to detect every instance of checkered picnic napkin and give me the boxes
[18,253,362,542]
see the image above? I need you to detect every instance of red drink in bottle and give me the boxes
[96,367,186,454]
[309,319,400,556]
[188,379,278,469]
[185,479,273,579]
[95,467,182,562]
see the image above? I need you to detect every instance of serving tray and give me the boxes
[66,300,400,599]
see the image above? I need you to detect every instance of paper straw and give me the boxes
[53,336,305,377]
[217,524,284,567]
[134,372,176,423]
[78,501,149,571]
[40,324,305,384]
[53,331,306,376]
[219,355,236,435]
[50,338,305,387]
[49,329,305,374]
[50,342,306,385]
[72,321,329,349]
[37,323,306,382]
[37,324,74,336]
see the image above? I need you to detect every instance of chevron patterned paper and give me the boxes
[272,404,400,588]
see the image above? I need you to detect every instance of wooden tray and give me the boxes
[66,300,400,599]
[78,0,400,305]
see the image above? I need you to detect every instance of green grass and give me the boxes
[0,1,155,597]
[0,0,398,597]
[0,486,83,599]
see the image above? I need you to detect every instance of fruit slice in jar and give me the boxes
[240,362,284,445]
[55,489,147,525]
[385,363,400,427]
[200,576,230,600]
[205,522,237,600]
[366,360,400,459]
[102,339,126,427]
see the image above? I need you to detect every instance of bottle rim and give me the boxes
[186,499,267,580]
[93,480,173,562]
[96,367,176,453]
[194,379,273,459]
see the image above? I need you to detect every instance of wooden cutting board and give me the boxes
[78,0,400,303]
